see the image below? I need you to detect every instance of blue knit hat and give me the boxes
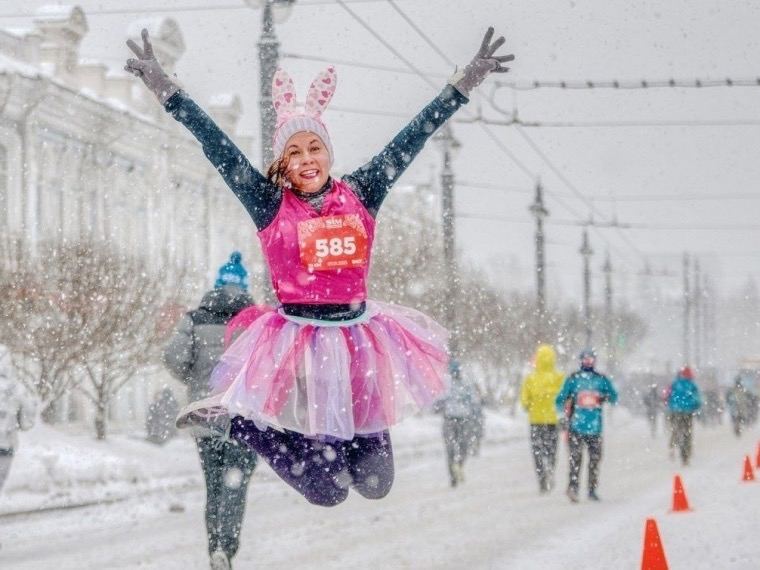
[215,252,248,291]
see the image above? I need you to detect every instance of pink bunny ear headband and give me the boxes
[271,66,337,166]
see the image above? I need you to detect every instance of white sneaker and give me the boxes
[176,394,231,439]
[210,550,231,570]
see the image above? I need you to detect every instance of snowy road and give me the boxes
[1,413,758,569]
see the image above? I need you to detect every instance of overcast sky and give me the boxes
[2,0,759,305]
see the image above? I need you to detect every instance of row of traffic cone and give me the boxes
[640,441,760,569]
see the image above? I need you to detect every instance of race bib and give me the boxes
[576,390,602,409]
[297,214,369,271]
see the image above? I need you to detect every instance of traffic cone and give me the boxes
[742,455,755,482]
[755,442,760,469]
[670,474,691,512]
[641,518,669,570]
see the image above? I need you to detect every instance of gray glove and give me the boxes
[125,29,179,105]
[450,27,515,97]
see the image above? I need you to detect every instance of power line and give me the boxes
[590,192,760,202]
[282,52,448,79]
[494,77,760,91]
[335,0,436,90]
[510,125,646,268]
[514,118,760,128]
[0,0,384,18]
[374,0,644,269]
[332,0,548,195]
[514,125,608,220]
[458,212,760,232]
[619,222,760,231]
[285,51,760,112]
[385,0,455,67]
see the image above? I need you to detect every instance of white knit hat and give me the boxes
[271,66,337,166]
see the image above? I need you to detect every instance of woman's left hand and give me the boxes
[451,27,515,97]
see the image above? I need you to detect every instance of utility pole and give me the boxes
[694,258,702,369]
[682,253,691,365]
[580,228,593,349]
[434,124,461,371]
[704,274,716,367]
[529,181,549,341]
[247,0,295,301]
[250,0,295,168]
[603,252,614,373]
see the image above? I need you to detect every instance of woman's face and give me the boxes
[283,131,330,193]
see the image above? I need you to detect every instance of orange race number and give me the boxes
[297,214,369,271]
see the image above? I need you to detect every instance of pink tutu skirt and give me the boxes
[210,301,449,440]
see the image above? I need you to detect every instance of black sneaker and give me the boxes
[588,490,601,501]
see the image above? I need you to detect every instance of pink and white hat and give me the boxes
[271,66,337,166]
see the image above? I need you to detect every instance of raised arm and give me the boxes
[344,26,514,216]
[125,29,281,230]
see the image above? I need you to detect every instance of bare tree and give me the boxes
[72,245,186,440]
[0,236,186,435]
[0,237,106,415]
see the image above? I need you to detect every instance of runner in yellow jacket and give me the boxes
[520,344,565,493]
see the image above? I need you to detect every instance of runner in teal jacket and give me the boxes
[555,365,618,435]
[555,350,618,502]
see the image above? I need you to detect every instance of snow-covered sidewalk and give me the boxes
[0,411,520,516]
[1,410,758,569]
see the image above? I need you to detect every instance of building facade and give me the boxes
[0,5,264,289]
[0,6,265,429]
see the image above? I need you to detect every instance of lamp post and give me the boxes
[602,252,613,373]
[433,124,461,372]
[245,0,296,170]
[580,228,593,349]
[246,0,295,301]
[529,180,549,342]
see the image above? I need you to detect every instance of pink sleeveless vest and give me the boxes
[258,179,376,305]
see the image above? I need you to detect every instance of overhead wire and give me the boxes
[0,0,385,18]
[494,77,760,91]
[377,0,651,269]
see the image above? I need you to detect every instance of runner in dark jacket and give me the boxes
[163,255,255,570]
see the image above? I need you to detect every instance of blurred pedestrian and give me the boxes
[163,253,257,570]
[0,345,35,494]
[666,366,701,466]
[726,376,752,437]
[556,350,618,503]
[520,344,564,493]
[438,361,482,487]
[642,384,660,437]
[145,387,180,445]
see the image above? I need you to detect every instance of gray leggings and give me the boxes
[0,450,14,493]
[196,438,257,559]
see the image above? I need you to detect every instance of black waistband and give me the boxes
[281,302,366,321]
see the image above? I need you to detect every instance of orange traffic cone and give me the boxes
[641,518,669,570]
[670,474,691,512]
[755,442,760,469]
[742,455,755,482]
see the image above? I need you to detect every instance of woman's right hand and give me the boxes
[125,29,179,104]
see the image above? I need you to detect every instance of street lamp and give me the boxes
[433,124,461,370]
[529,180,549,341]
[245,0,295,302]
[602,252,613,372]
[580,228,594,349]
[245,0,296,170]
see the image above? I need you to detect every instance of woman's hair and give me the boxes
[267,154,290,187]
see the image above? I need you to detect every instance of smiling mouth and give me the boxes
[299,169,319,180]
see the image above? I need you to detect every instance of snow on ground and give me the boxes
[0,410,758,569]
